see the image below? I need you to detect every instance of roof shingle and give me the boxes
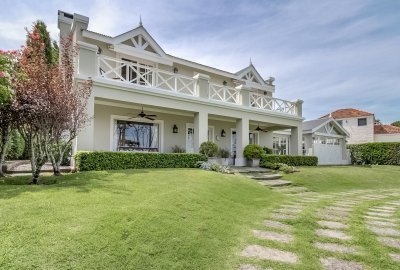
[320,108,373,119]
[374,124,400,134]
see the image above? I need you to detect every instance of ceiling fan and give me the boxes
[128,107,157,121]
[255,123,268,132]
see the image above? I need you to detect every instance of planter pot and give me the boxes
[247,159,260,167]
[219,158,229,166]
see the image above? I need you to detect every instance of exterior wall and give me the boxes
[303,134,313,155]
[338,115,374,144]
[374,134,400,142]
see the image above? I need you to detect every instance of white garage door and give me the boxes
[314,143,343,165]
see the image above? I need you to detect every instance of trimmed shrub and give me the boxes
[261,154,318,167]
[243,144,264,159]
[199,141,218,157]
[348,142,400,165]
[75,151,207,171]
[171,145,186,153]
[262,146,273,154]
[218,148,230,158]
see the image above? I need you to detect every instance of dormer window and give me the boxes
[358,118,367,126]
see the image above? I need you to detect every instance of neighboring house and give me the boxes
[302,118,350,165]
[58,11,304,166]
[321,108,400,144]
[374,124,400,142]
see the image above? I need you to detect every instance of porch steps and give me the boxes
[231,167,272,174]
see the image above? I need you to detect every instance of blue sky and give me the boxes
[1,0,399,122]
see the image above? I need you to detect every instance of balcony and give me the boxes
[96,56,301,117]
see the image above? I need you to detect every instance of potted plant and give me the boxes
[199,141,219,163]
[218,148,230,166]
[243,144,264,167]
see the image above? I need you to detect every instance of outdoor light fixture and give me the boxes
[221,129,226,137]
[173,124,178,133]
[222,80,227,86]
[173,67,178,73]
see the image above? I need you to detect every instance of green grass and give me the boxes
[1,166,400,269]
[0,169,284,270]
[284,165,400,193]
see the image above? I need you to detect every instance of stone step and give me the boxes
[272,186,309,194]
[251,174,282,180]
[258,179,292,187]
[232,167,272,174]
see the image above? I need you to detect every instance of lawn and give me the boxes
[1,166,400,270]
[0,169,283,270]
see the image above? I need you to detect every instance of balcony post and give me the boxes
[76,41,98,77]
[193,73,210,98]
[295,99,304,117]
[236,85,251,106]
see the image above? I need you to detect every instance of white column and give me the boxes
[289,126,302,155]
[194,111,208,153]
[235,117,249,166]
[76,94,95,151]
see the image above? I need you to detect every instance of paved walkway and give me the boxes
[238,188,400,270]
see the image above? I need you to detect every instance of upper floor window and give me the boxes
[358,118,367,126]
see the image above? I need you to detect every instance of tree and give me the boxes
[45,35,92,176]
[391,121,400,128]
[0,49,19,177]
[33,20,58,65]
[14,27,54,183]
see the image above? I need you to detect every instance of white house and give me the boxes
[321,108,400,144]
[58,11,304,166]
[302,118,350,165]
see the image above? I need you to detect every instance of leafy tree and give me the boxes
[391,121,400,127]
[33,20,58,65]
[0,49,19,176]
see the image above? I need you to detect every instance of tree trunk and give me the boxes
[0,125,11,177]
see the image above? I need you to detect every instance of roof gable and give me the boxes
[303,118,349,137]
[235,64,265,86]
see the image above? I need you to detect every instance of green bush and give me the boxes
[218,148,230,158]
[74,151,207,171]
[348,143,400,165]
[243,144,264,159]
[6,130,25,160]
[171,145,186,153]
[199,141,218,157]
[260,154,318,167]
[262,146,273,154]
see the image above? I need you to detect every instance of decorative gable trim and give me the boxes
[311,118,350,137]
[234,64,274,92]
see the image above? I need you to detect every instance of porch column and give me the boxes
[289,126,302,155]
[194,111,208,153]
[235,116,249,166]
[76,94,95,151]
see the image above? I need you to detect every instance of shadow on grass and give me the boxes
[0,168,158,200]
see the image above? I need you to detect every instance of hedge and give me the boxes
[348,142,400,165]
[260,154,318,167]
[74,151,207,171]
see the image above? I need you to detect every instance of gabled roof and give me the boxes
[320,108,374,119]
[374,124,400,134]
[303,118,349,137]
[235,63,266,86]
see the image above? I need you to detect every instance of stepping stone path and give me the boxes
[320,257,364,270]
[239,188,400,268]
[241,245,298,264]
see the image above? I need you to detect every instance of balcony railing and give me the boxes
[209,83,241,104]
[96,56,299,116]
[249,92,297,116]
[98,56,197,96]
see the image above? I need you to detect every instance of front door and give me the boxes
[186,123,194,153]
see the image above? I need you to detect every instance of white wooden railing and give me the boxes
[209,83,241,104]
[98,56,197,96]
[249,92,297,115]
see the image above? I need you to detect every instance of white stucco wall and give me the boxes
[374,134,400,142]
[338,115,374,144]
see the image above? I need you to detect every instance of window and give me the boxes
[358,118,367,126]
[273,136,288,155]
[114,120,159,152]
